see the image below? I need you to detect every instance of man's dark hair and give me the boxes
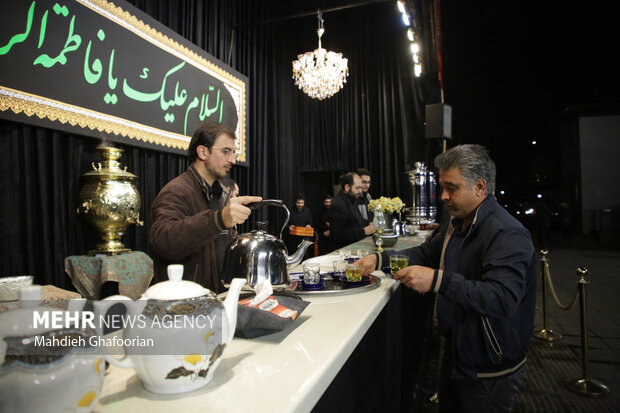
[434,144,496,196]
[340,172,357,189]
[187,121,236,163]
[295,193,305,202]
[324,194,333,200]
[356,168,371,177]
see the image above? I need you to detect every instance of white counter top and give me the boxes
[95,233,428,413]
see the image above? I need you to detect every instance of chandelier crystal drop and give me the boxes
[292,12,349,100]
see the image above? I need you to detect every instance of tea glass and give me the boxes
[345,264,363,282]
[303,263,321,284]
[357,249,370,258]
[333,260,347,280]
[390,254,409,276]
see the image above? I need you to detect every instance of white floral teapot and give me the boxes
[93,265,245,394]
[0,285,104,412]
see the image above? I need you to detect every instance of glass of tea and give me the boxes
[345,264,363,282]
[390,254,409,276]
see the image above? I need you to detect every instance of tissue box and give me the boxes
[235,293,310,339]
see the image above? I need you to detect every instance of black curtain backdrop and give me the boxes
[0,0,439,288]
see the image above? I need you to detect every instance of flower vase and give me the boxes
[385,213,394,230]
[373,210,387,234]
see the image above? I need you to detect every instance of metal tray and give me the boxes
[286,274,381,295]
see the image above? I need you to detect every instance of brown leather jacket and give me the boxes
[149,165,234,292]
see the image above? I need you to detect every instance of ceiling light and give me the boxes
[292,12,349,100]
[402,13,410,26]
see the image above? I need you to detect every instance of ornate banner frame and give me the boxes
[0,0,248,163]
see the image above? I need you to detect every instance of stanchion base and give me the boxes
[533,329,562,342]
[564,378,610,398]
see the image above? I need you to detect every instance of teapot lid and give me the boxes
[143,265,212,300]
[235,221,278,241]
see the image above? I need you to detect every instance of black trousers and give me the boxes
[439,343,527,413]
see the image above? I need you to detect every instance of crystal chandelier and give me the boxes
[292,11,349,100]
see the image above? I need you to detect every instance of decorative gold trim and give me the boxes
[81,0,247,162]
[0,87,189,150]
[1,0,247,161]
[82,0,244,88]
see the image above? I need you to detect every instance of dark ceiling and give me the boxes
[258,0,620,199]
[440,1,620,196]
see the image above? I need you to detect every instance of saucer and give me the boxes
[340,275,370,286]
[301,281,325,291]
[381,267,395,278]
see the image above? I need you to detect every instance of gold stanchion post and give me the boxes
[564,267,610,398]
[533,250,562,342]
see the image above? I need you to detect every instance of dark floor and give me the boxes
[414,230,620,412]
[513,245,620,413]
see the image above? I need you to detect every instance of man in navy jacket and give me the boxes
[356,144,536,412]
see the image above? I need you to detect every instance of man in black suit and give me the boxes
[329,172,376,250]
[355,167,373,223]
[318,194,333,255]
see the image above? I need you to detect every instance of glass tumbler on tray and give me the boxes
[345,264,363,282]
[333,260,347,280]
[303,263,321,284]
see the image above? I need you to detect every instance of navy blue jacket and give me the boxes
[381,196,537,380]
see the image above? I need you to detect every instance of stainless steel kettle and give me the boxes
[220,200,313,285]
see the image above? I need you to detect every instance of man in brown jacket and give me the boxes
[149,121,261,291]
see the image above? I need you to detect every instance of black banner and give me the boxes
[0,0,248,162]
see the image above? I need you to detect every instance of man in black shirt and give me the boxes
[329,172,375,250]
[285,193,314,258]
[318,194,333,255]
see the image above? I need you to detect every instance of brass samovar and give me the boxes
[77,146,143,255]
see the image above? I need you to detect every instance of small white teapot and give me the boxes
[0,286,104,412]
[93,265,245,394]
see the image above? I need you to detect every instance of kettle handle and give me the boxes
[245,199,283,210]
[245,199,290,240]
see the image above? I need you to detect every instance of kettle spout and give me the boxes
[223,278,246,344]
[285,240,313,267]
